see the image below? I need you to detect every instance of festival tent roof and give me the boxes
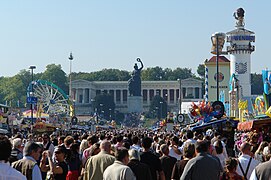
[237,118,271,131]
[22,110,49,118]
[191,118,238,131]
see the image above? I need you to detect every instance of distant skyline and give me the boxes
[1,1,270,77]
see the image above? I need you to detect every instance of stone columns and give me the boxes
[147,89,150,104]
[82,88,85,103]
[120,90,123,104]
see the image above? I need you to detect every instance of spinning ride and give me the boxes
[27,80,72,116]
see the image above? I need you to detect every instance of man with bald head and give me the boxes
[83,140,115,180]
[236,142,260,180]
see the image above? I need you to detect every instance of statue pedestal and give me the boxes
[127,96,143,113]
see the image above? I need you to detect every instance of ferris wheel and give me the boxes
[27,80,72,116]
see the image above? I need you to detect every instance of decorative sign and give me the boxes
[235,62,247,74]
[228,35,255,41]
[26,97,37,104]
[214,72,224,82]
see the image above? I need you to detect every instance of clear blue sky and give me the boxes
[0,1,269,77]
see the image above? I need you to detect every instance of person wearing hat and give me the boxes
[40,145,68,180]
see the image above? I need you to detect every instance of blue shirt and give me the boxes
[24,156,42,180]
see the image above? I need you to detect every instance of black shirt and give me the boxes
[171,159,189,180]
[54,161,68,180]
[160,155,177,180]
[140,151,163,180]
[128,159,152,180]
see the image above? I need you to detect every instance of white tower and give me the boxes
[226,8,255,97]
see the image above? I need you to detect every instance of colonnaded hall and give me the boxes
[71,78,203,115]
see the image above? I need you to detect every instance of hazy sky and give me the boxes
[1,1,269,77]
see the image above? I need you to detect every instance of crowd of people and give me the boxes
[0,127,271,180]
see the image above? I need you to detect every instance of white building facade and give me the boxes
[71,78,203,115]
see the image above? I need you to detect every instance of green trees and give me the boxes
[141,67,194,81]
[148,95,168,119]
[72,66,194,82]
[72,69,130,81]
[197,64,205,78]
[0,64,68,107]
[92,93,115,120]
[0,70,31,107]
[0,63,266,108]
[41,64,68,94]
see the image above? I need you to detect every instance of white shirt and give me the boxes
[43,142,55,154]
[249,169,258,180]
[215,153,226,169]
[180,138,197,153]
[169,146,182,160]
[236,154,260,180]
[0,161,27,180]
[213,140,228,159]
[103,161,136,180]
[130,144,141,151]
[24,156,42,180]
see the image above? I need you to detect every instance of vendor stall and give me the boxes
[33,122,56,133]
[237,118,271,131]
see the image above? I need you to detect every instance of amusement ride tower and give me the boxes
[227,8,255,97]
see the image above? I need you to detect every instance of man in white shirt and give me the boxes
[169,136,182,160]
[236,142,260,180]
[12,141,43,180]
[103,147,136,180]
[0,135,26,180]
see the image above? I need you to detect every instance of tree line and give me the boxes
[0,63,263,107]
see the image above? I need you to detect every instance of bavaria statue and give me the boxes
[128,58,144,96]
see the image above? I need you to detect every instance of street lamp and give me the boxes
[211,32,226,101]
[29,65,36,127]
[68,52,74,101]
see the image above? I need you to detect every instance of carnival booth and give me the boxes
[33,122,56,133]
[22,110,49,122]
[237,118,271,132]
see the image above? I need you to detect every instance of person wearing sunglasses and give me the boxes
[40,146,68,180]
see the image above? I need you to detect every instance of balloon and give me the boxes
[195,109,201,116]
